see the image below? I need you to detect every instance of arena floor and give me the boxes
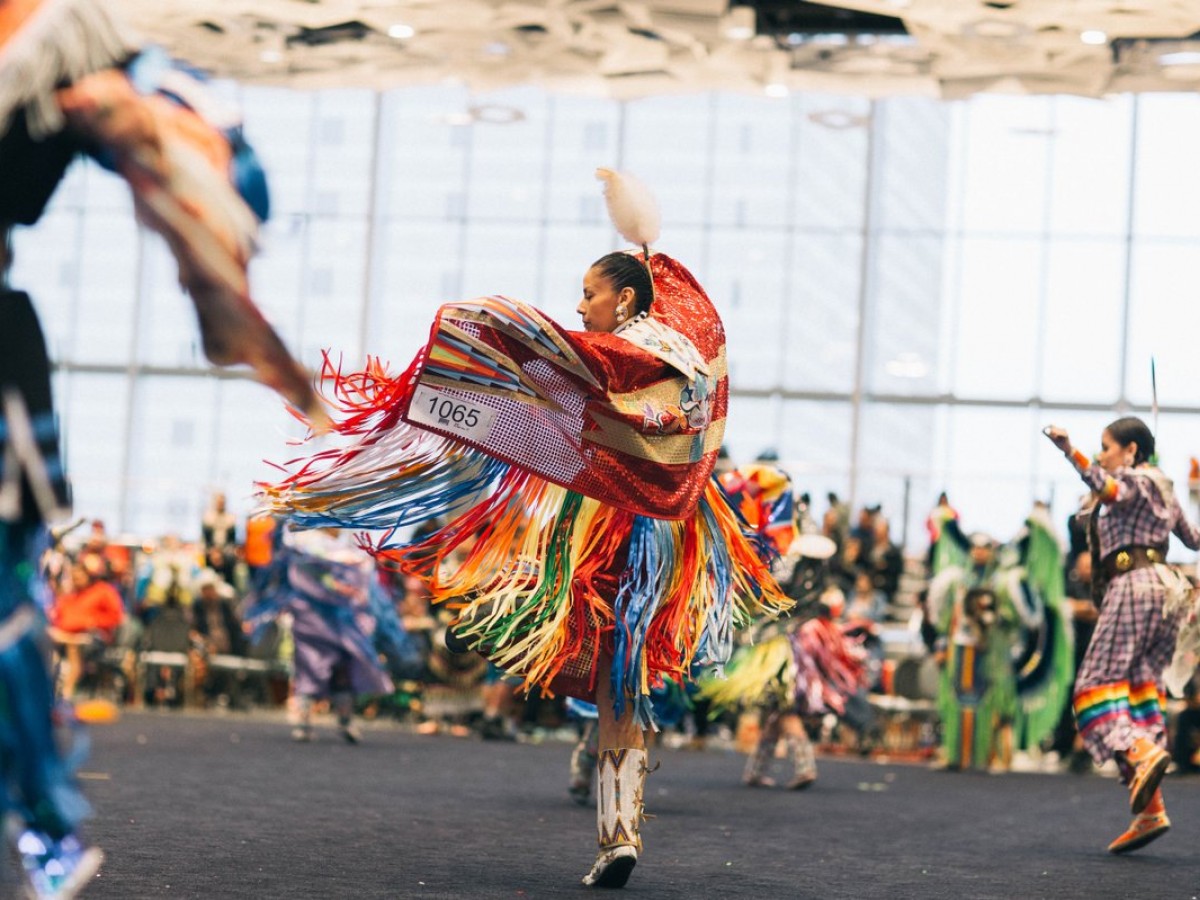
[30,711,1200,899]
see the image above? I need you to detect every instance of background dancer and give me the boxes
[1008,504,1074,766]
[1045,418,1200,853]
[702,463,868,789]
[927,527,1020,771]
[262,169,788,888]
[244,528,408,743]
[701,531,866,790]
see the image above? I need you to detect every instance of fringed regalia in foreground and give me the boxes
[263,252,790,730]
[0,288,103,900]
[0,0,322,425]
[699,466,868,788]
[1,0,320,892]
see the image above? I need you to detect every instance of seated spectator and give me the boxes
[867,516,903,601]
[190,569,245,706]
[141,591,192,707]
[397,574,436,675]
[48,561,124,699]
[76,519,113,581]
[136,534,198,623]
[831,535,863,591]
[845,570,888,623]
[243,513,277,590]
[850,504,880,555]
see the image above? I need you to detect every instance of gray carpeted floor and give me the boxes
[27,711,1200,899]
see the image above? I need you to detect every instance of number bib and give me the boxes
[408,384,496,443]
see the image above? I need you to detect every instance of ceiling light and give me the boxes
[722,6,755,41]
[388,23,415,40]
[1080,30,1107,45]
[807,109,868,130]
[962,19,1029,40]
[884,353,928,379]
[764,82,789,98]
[1159,51,1200,66]
[468,104,526,125]
[433,106,526,126]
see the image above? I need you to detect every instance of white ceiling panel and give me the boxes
[110,1,1200,97]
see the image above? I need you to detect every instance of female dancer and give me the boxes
[263,169,788,887]
[701,530,867,790]
[1045,418,1200,853]
[244,528,408,744]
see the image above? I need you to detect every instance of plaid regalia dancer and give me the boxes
[1046,418,1200,854]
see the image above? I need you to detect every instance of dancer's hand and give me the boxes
[1043,426,1071,453]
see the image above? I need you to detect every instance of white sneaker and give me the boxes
[18,830,104,900]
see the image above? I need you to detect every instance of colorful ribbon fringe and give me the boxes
[263,357,789,728]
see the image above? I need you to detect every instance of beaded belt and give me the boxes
[1100,545,1167,581]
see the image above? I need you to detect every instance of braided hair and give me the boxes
[590,252,653,316]
[1105,416,1155,466]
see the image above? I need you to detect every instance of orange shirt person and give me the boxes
[243,514,276,569]
[51,563,124,639]
[48,563,124,703]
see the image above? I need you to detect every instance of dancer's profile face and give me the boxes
[577,266,633,333]
[1097,429,1134,473]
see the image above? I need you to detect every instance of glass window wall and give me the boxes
[12,85,1200,556]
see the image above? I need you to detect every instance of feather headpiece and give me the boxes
[596,167,660,260]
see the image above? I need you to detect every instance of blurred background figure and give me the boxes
[244,528,408,744]
[48,561,125,701]
[200,492,238,587]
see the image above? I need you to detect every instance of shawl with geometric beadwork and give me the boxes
[264,252,789,727]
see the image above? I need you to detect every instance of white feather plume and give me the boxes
[596,168,661,249]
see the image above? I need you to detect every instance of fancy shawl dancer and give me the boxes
[1045,419,1200,853]
[263,169,788,888]
[243,528,409,744]
[700,465,867,789]
[0,1,319,895]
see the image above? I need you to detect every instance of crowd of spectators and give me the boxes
[811,492,905,624]
[40,486,915,746]
[40,495,556,738]
[43,485,1200,776]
